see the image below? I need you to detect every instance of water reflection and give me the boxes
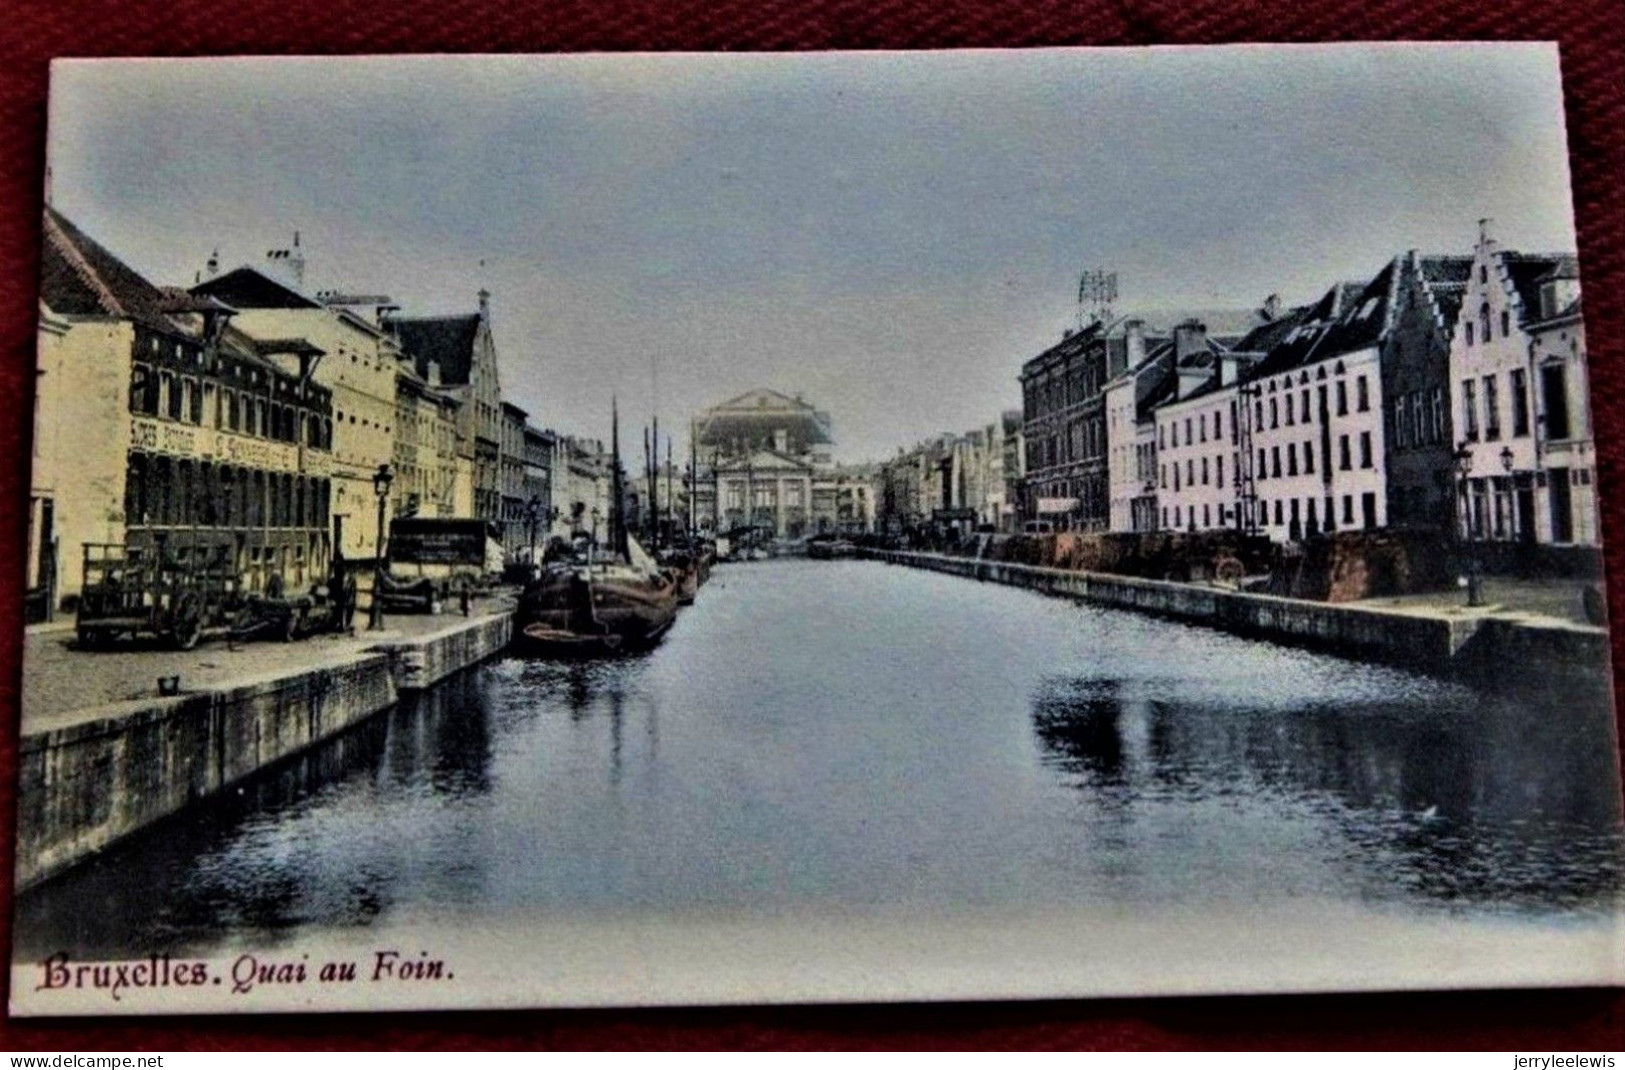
[13,559,1624,962]
[1031,673,1623,912]
[15,672,495,958]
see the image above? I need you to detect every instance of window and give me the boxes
[1199,416,1207,443]
[1173,465,1180,491]
[1285,396,1295,426]
[1356,376,1369,412]
[162,373,180,420]
[1462,380,1479,440]
[1501,309,1510,338]
[1479,302,1491,346]
[1359,431,1372,468]
[1343,494,1355,525]
[1395,396,1409,449]
[1160,465,1166,490]
[1171,422,1178,447]
[1466,322,1475,347]
[1304,440,1315,474]
[1216,454,1225,488]
[1430,387,1444,443]
[1287,443,1298,476]
[1271,446,1281,479]
[1543,364,1572,440]
[1257,448,1267,480]
[1483,374,1500,440]
[1203,504,1211,528]
[1159,425,1166,449]
[1301,390,1310,424]
[1335,380,1348,416]
[1186,459,1193,486]
[1255,401,1264,428]
[1274,500,1283,526]
[1511,369,1530,436]
[1201,457,1209,485]
[1270,398,1279,429]
[1339,434,1351,470]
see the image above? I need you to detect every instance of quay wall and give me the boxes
[16,611,514,891]
[864,550,1609,684]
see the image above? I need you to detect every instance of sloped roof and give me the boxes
[1250,279,1368,379]
[388,313,482,385]
[191,265,324,310]
[1502,252,1576,324]
[1307,256,1400,361]
[1229,304,1313,355]
[40,207,178,330]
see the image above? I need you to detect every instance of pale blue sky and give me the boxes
[47,45,1577,460]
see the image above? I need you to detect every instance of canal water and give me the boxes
[15,558,1625,972]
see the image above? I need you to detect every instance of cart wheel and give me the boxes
[170,593,203,651]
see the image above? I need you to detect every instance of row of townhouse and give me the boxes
[1049,221,1594,548]
[28,208,608,615]
[877,410,1025,536]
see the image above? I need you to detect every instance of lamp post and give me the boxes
[524,495,541,572]
[1453,443,1483,608]
[1499,445,1516,543]
[589,506,601,569]
[368,462,393,631]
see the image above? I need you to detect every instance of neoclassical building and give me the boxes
[688,389,873,537]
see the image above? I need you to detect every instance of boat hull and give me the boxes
[516,565,678,656]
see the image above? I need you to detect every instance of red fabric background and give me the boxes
[1,0,1622,1051]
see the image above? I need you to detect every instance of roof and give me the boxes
[1249,278,1369,379]
[40,207,178,331]
[1502,252,1577,324]
[388,313,483,385]
[191,265,324,310]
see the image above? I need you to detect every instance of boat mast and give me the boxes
[610,396,627,561]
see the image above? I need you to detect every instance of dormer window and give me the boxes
[1478,302,1491,344]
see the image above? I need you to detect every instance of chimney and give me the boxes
[478,288,491,322]
[1478,217,1495,247]
[289,230,305,290]
[1219,353,1244,388]
[206,248,220,279]
[1173,319,1207,361]
[773,428,789,453]
[1122,319,1147,375]
[1262,293,1281,321]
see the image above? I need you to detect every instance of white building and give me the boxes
[1244,270,1391,541]
[1447,220,1592,545]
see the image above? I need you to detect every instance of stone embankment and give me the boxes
[864,549,1613,688]
[15,610,514,891]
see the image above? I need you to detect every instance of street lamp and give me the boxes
[524,495,542,571]
[1500,445,1516,544]
[368,462,393,631]
[1453,443,1483,608]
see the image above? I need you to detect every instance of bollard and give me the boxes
[461,586,472,617]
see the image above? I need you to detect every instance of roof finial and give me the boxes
[1478,217,1495,246]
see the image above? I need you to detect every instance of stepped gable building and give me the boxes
[33,207,334,614]
[1381,251,1473,532]
[1448,221,1592,545]
[1020,308,1260,532]
[386,294,506,532]
[191,261,400,562]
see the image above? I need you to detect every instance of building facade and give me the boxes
[192,265,399,561]
[1447,221,1592,545]
[35,209,335,610]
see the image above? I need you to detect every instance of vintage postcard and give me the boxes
[11,44,1623,1015]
